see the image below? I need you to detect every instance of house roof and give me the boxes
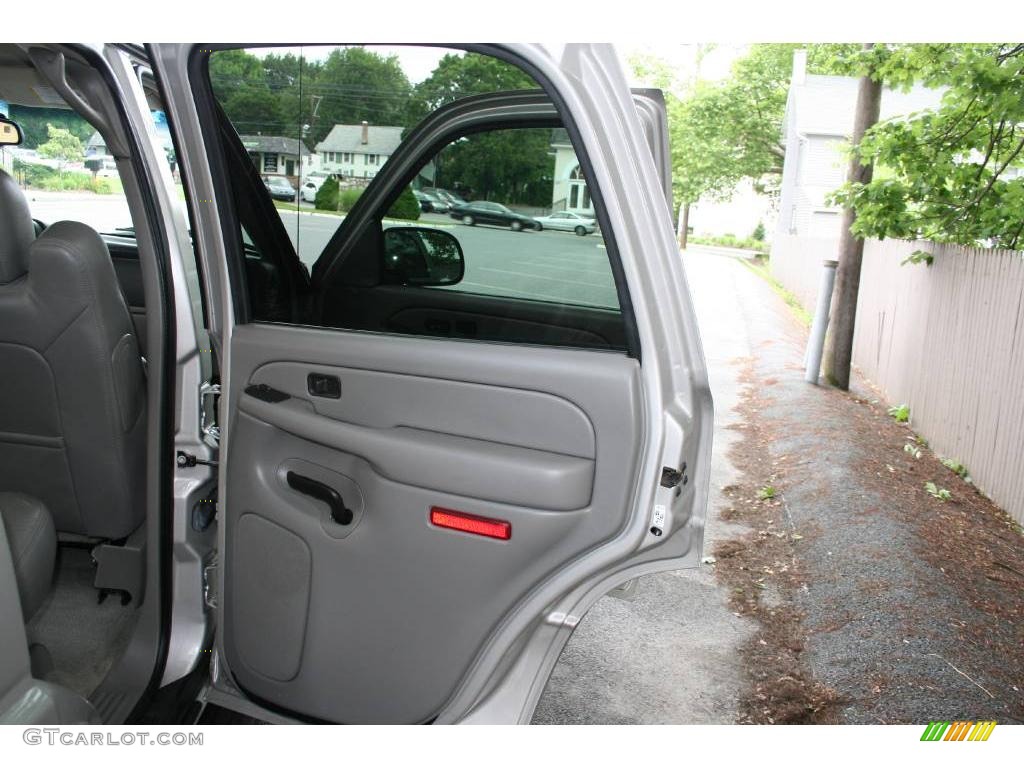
[315,124,404,155]
[783,73,944,139]
[239,135,310,157]
[86,131,105,149]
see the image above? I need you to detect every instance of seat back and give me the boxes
[0,172,146,540]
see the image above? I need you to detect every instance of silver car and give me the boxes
[533,210,598,235]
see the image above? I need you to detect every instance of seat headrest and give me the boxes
[0,169,34,284]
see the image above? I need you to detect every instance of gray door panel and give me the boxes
[223,323,642,723]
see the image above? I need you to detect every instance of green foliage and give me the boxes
[689,233,768,252]
[209,46,410,147]
[904,442,923,459]
[752,221,766,241]
[7,106,92,148]
[756,485,777,500]
[13,158,112,193]
[434,127,552,205]
[941,457,971,481]
[209,49,550,207]
[314,176,339,210]
[647,44,859,212]
[830,44,1024,250]
[338,187,363,212]
[37,124,84,169]
[385,187,421,221]
[407,53,534,124]
[925,481,952,501]
[888,403,911,422]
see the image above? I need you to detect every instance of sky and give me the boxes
[252,44,745,90]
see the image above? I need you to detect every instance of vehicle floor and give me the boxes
[25,546,139,699]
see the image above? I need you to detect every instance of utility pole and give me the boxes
[823,44,882,389]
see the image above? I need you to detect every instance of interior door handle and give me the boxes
[286,471,353,525]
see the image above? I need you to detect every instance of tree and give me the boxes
[831,44,1024,251]
[408,52,535,124]
[37,124,84,188]
[8,106,91,148]
[308,48,411,145]
[412,55,550,204]
[646,44,859,247]
[823,45,883,390]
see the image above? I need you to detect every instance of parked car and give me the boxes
[0,42,708,728]
[263,175,296,201]
[533,211,598,236]
[449,200,541,231]
[300,179,321,203]
[413,189,450,213]
[423,187,468,208]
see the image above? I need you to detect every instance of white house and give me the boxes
[776,50,943,241]
[770,50,945,309]
[240,135,311,185]
[315,122,403,181]
[550,128,594,216]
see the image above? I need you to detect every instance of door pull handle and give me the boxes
[286,471,353,525]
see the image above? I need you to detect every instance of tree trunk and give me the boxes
[823,48,882,390]
[678,202,690,249]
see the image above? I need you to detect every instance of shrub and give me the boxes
[752,221,766,241]
[338,187,363,212]
[386,186,421,221]
[314,176,339,210]
[12,159,113,193]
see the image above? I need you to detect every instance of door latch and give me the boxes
[200,380,221,444]
[660,462,688,489]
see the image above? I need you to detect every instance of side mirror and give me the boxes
[382,226,464,287]
[0,117,24,147]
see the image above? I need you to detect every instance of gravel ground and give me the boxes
[712,252,1024,724]
[534,248,1023,725]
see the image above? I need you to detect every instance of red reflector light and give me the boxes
[430,507,511,540]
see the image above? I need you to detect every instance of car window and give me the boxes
[207,46,625,349]
[5,104,179,235]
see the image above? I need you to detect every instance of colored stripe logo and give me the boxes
[920,721,996,741]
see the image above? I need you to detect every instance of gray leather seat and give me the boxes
[0,169,146,540]
[0,492,98,725]
[0,492,56,621]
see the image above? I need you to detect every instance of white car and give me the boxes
[301,175,329,203]
[533,211,598,235]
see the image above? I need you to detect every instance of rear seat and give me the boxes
[0,492,98,724]
[0,492,55,621]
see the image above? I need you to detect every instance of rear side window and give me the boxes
[207,46,629,351]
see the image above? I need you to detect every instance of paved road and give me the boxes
[532,248,763,724]
[28,192,617,309]
[277,209,618,308]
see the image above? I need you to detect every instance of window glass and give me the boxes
[208,46,627,350]
[3,103,172,235]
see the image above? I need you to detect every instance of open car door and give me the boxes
[149,43,712,724]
